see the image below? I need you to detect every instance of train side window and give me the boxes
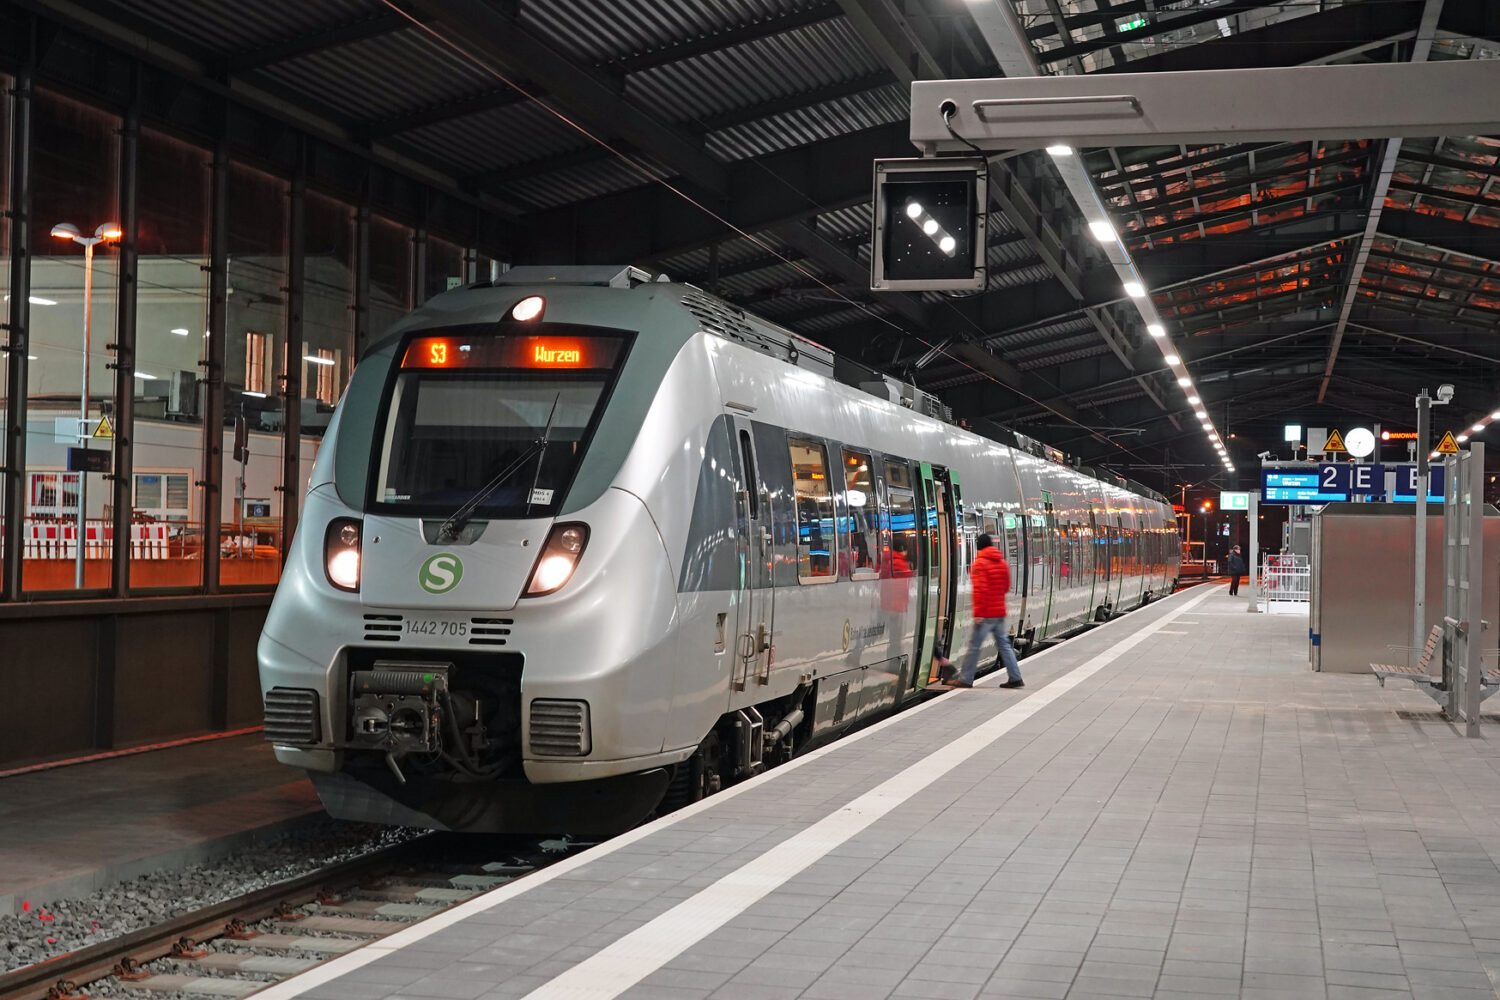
[841,448,880,580]
[788,436,836,583]
[738,429,759,519]
[884,459,912,490]
[983,515,999,537]
[887,489,919,577]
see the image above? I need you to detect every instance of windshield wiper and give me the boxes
[438,394,560,540]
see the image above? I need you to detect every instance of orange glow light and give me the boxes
[428,341,450,366]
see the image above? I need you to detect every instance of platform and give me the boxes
[260,585,1500,1000]
[0,733,320,914]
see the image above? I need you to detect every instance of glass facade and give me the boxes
[1,84,504,600]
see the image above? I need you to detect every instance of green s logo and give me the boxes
[419,553,464,595]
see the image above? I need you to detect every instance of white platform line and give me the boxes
[521,587,1215,1000]
[247,585,1205,1000]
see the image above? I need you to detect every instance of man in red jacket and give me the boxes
[944,533,1023,689]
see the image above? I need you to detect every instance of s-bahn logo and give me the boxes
[419,553,464,594]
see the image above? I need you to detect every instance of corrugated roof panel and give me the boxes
[990,317,1095,350]
[706,87,908,161]
[520,0,805,67]
[405,102,593,175]
[264,30,497,122]
[502,157,663,210]
[125,0,382,51]
[627,19,884,124]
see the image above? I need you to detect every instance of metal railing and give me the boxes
[1259,554,1310,613]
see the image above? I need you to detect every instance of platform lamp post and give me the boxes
[51,221,122,589]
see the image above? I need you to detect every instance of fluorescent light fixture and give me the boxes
[1046,144,1074,157]
[1187,395,1200,405]
[134,371,157,380]
[1473,423,1485,432]
[1163,353,1180,365]
[1177,376,1192,387]
[243,390,267,398]
[1146,324,1165,337]
[304,354,335,366]
[171,328,189,336]
[1088,220,1115,241]
[1123,281,1146,298]
[1458,435,1468,443]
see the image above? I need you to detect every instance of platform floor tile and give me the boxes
[267,586,1500,1000]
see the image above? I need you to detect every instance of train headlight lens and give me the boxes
[324,517,362,592]
[524,522,589,597]
[511,295,545,322]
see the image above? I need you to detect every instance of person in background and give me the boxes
[943,533,1023,689]
[1226,544,1246,596]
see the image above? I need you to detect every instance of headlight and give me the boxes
[524,523,588,597]
[324,518,362,592]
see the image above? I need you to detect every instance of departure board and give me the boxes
[1260,470,1349,504]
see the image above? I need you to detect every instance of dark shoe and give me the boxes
[999,680,1025,689]
[937,660,956,682]
[947,679,973,688]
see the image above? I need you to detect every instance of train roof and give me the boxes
[463,266,1170,507]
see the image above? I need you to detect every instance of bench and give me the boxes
[1372,624,1500,705]
[1371,625,1442,689]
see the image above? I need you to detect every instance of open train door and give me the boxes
[729,417,776,695]
[913,463,958,687]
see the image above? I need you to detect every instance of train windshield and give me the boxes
[370,328,630,518]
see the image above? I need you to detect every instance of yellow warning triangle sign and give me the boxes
[1436,430,1460,454]
[92,415,114,439]
[1323,428,1346,452]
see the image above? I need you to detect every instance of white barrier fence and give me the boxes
[1259,554,1310,614]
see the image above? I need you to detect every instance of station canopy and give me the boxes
[19,0,1499,485]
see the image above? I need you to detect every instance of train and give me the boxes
[257,265,1180,834]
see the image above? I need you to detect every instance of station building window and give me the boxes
[789,436,835,582]
[134,126,211,590]
[0,71,10,584]
[424,235,465,302]
[304,192,354,435]
[369,215,412,340]
[22,89,120,593]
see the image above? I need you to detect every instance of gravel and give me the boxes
[0,817,421,975]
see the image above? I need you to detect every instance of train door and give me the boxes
[914,463,957,687]
[1036,505,1058,637]
[1087,506,1105,618]
[730,418,775,693]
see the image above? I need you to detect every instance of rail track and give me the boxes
[0,835,583,1000]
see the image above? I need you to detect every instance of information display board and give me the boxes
[1261,470,1348,504]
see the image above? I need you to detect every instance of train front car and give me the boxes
[258,267,709,834]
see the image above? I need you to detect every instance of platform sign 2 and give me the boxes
[1316,464,1384,495]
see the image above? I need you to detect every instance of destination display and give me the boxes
[1261,470,1348,504]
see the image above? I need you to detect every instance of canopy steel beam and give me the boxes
[911,59,1500,153]
[1318,0,1444,404]
[769,219,930,327]
[402,0,727,196]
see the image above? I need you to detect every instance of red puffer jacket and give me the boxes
[970,546,1010,619]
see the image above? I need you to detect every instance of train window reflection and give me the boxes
[788,436,836,583]
[841,448,879,580]
[886,490,918,578]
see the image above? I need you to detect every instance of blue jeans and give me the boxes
[960,617,1022,685]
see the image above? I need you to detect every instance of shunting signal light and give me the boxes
[872,158,986,292]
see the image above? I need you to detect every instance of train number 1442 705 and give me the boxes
[406,619,468,637]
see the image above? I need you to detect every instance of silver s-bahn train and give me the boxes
[258,265,1180,834]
